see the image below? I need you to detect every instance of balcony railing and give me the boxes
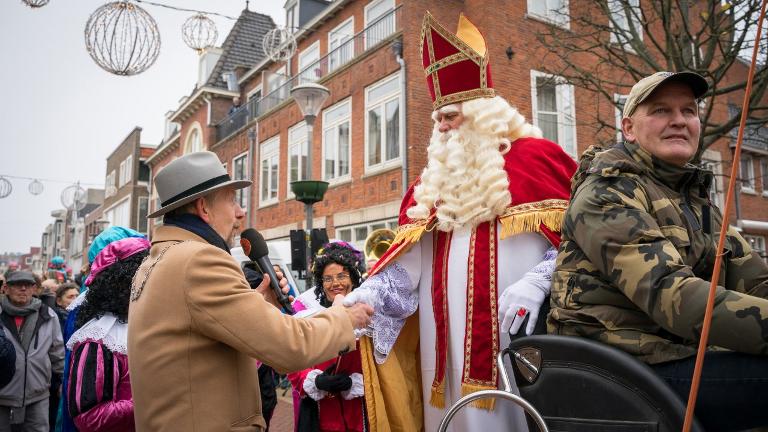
[215,5,402,142]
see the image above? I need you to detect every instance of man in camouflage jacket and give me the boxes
[549,71,768,431]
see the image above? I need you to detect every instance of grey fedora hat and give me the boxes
[148,151,251,218]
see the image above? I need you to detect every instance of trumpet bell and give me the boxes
[365,228,396,262]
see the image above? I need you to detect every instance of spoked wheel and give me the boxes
[437,351,548,432]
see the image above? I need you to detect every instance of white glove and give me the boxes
[498,279,547,336]
[342,286,377,309]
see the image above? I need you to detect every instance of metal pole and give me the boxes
[305,115,316,287]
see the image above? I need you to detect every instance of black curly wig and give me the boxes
[76,251,148,327]
[312,242,364,307]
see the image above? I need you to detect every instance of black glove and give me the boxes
[242,262,264,289]
[315,372,352,392]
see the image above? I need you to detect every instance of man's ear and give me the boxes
[194,198,212,224]
[621,117,636,143]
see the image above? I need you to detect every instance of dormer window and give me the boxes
[286,1,298,32]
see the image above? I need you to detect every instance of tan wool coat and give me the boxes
[128,226,356,431]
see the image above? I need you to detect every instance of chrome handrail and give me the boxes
[437,351,548,432]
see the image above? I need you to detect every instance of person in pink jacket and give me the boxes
[65,237,150,432]
[289,242,367,432]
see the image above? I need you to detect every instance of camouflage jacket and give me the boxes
[548,141,768,364]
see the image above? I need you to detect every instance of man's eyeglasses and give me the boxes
[321,273,350,285]
[8,283,35,290]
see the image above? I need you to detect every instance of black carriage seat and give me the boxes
[506,300,704,432]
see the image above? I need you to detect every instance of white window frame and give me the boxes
[608,0,643,48]
[614,93,628,143]
[329,16,355,73]
[259,135,280,207]
[286,1,299,33]
[364,0,396,49]
[118,159,127,187]
[531,70,577,158]
[744,234,767,262]
[287,122,308,199]
[701,149,725,209]
[247,82,263,101]
[527,0,570,29]
[741,153,756,193]
[185,122,204,153]
[266,64,289,99]
[364,73,402,172]
[124,154,133,185]
[232,151,249,210]
[322,98,352,183]
[137,196,149,234]
[335,217,398,251]
[761,158,768,197]
[298,40,321,84]
[103,196,131,228]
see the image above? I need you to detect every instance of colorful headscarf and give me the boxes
[85,237,150,286]
[88,226,145,264]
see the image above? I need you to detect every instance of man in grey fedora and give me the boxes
[128,151,373,431]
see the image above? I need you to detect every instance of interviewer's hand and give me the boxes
[256,267,293,309]
[334,294,373,330]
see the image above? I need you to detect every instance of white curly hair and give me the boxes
[407,96,541,231]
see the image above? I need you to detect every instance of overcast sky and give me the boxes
[0,0,285,253]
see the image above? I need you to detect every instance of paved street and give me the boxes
[269,391,295,432]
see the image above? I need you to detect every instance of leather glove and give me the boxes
[242,262,264,289]
[314,371,353,393]
[498,278,547,336]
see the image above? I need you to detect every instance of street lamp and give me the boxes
[290,83,330,286]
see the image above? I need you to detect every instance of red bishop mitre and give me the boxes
[421,12,495,110]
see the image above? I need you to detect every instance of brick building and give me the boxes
[148,0,767,261]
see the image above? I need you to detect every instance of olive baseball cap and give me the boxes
[622,71,708,118]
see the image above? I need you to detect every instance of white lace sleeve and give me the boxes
[522,246,558,295]
[302,369,327,401]
[341,373,364,400]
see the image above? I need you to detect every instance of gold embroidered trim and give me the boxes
[424,52,468,75]
[422,12,484,66]
[499,199,568,239]
[432,88,496,110]
[429,231,452,409]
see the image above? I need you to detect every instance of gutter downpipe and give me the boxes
[394,39,408,196]
[247,126,257,227]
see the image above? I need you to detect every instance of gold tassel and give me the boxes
[461,383,497,410]
[499,209,564,239]
[430,381,446,409]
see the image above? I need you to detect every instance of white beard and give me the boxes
[407,123,511,232]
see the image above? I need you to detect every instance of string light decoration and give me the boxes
[262,27,297,62]
[0,177,12,199]
[22,0,50,7]
[28,179,44,195]
[182,13,218,52]
[84,1,161,76]
[60,183,87,211]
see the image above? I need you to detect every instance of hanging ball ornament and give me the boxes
[28,179,44,195]
[85,1,161,76]
[182,13,218,53]
[262,27,297,62]
[22,0,50,7]
[0,177,12,199]
[61,183,87,211]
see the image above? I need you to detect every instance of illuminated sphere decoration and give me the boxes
[262,27,297,62]
[0,177,12,199]
[28,179,44,195]
[84,1,161,76]
[22,0,50,8]
[182,13,218,53]
[60,184,87,211]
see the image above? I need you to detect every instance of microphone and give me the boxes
[240,228,295,315]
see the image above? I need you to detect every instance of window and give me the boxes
[329,17,355,72]
[124,154,133,185]
[266,65,289,100]
[527,0,570,28]
[701,152,724,208]
[104,198,131,228]
[744,235,767,262]
[322,99,351,181]
[233,152,249,209]
[614,94,628,143]
[138,161,150,182]
[185,127,204,153]
[335,218,398,251]
[365,74,401,170]
[761,158,768,196]
[531,70,577,157]
[608,0,642,47]
[260,136,280,206]
[740,154,755,193]
[364,0,396,49]
[119,159,127,187]
[137,197,148,234]
[286,3,298,33]
[298,41,321,84]
[105,170,116,197]
[288,122,308,196]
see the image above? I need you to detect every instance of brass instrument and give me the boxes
[364,228,396,262]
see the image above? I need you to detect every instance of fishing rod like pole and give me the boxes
[682,1,768,430]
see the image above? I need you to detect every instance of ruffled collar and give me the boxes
[66,313,128,355]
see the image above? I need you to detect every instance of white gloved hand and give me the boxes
[342,286,377,309]
[498,280,547,336]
